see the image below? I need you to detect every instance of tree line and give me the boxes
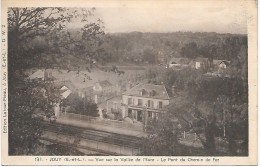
[140,66,248,156]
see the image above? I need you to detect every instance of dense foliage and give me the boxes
[8,7,104,155]
[140,65,248,156]
[63,94,99,117]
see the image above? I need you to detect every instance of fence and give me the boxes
[181,131,198,141]
[60,112,144,131]
[179,131,204,148]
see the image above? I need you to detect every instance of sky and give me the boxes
[66,1,248,34]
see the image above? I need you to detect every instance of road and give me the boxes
[41,121,142,155]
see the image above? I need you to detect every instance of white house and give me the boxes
[53,80,76,117]
[194,57,209,69]
[213,60,231,73]
[169,57,190,68]
[122,83,170,124]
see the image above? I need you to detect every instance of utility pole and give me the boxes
[223,108,226,137]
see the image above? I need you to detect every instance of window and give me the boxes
[155,113,159,119]
[138,99,143,106]
[149,90,156,96]
[148,100,154,108]
[158,101,163,109]
[128,98,132,105]
[128,109,132,118]
[148,111,152,118]
[139,89,145,96]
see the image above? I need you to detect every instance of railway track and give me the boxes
[41,122,142,149]
[39,137,122,156]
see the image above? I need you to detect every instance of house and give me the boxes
[97,96,122,120]
[169,57,190,68]
[53,80,76,117]
[194,57,209,69]
[122,83,170,124]
[54,80,76,92]
[54,80,77,100]
[93,80,117,104]
[28,69,56,81]
[93,80,113,92]
[213,60,230,73]
[77,87,94,102]
[28,69,45,80]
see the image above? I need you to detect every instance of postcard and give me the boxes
[1,0,257,165]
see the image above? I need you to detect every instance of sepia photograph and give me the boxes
[1,0,257,165]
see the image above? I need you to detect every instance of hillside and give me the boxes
[27,31,247,74]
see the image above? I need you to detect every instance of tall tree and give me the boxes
[180,42,198,59]
[8,7,105,155]
[140,112,181,156]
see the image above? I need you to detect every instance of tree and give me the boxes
[180,42,198,59]
[140,112,182,156]
[8,80,60,155]
[191,77,248,155]
[61,93,99,117]
[145,68,248,156]
[8,8,106,72]
[143,49,156,64]
[8,7,104,155]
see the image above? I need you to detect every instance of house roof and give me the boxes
[213,60,230,66]
[79,86,93,93]
[61,89,72,99]
[28,70,45,79]
[54,80,76,92]
[107,96,122,103]
[98,80,113,88]
[122,83,170,100]
[29,69,120,89]
[169,57,190,65]
[28,69,57,80]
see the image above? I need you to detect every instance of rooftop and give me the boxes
[54,80,76,92]
[213,60,230,65]
[28,69,122,90]
[123,83,170,100]
[107,96,122,102]
[169,57,190,65]
[28,69,45,79]
[97,80,113,88]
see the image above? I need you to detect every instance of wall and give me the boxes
[195,62,201,69]
[122,95,169,109]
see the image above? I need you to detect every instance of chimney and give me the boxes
[44,70,48,81]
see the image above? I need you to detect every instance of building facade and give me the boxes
[93,80,117,104]
[122,83,170,124]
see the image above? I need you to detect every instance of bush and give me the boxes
[67,95,99,117]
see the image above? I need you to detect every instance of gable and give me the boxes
[93,83,102,91]
[123,83,170,100]
[61,86,69,91]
